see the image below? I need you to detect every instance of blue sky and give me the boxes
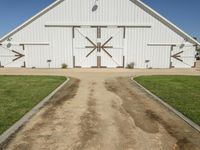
[0,0,199,41]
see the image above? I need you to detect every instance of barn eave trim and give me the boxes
[130,0,200,46]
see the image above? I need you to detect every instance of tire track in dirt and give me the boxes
[75,82,100,150]
[105,78,159,133]
[41,78,80,119]
[105,77,200,150]
[110,99,137,149]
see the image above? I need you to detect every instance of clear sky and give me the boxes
[0,0,199,41]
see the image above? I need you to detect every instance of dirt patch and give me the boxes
[75,82,100,150]
[105,79,159,133]
[110,100,137,149]
[146,110,199,150]
[42,78,80,118]
[105,77,200,150]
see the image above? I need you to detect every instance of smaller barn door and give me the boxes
[171,45,196,68]
[0,44,25,67]
[100,28,124,68]
[73,27,97,68]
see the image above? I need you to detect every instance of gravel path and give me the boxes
[0,68,200,150]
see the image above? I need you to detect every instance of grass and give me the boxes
[0,75,66,134]
[134,75,200,126]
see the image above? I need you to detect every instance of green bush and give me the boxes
[127,62,135,69]
[61,63,68,69]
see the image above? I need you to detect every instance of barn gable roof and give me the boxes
[0,0,199,46]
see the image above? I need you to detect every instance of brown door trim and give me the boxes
[0,61,4,68]
[117,26,126,39]
[73,56,75,68]
[97,56,101,68]
[123,56,125,68]
[21,61,26,68]
[73,56,82,68]
[192,62,196,68]
[116,56,125,68]
[72,26,81,39]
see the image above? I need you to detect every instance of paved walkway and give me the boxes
[0,68,200,150]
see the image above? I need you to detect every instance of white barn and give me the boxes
[0,0,199,68]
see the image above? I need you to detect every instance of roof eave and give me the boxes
[130,0,200,46]
[0,0,65,43]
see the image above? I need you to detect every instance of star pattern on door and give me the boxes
[85,37,113,58]
[171,51,183,62]
[12,50,25,61]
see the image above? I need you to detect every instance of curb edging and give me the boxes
[0,78,70,146]
[130,77,200,133]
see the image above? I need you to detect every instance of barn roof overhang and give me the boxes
[130,0,200,46]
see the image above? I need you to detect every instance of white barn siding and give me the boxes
[47,28,73,68]
[0,0,198,68]
[25,45,50,68]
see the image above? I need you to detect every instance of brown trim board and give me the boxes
[73,56,75,68]
[21,61,26,68]
[72,26,81,38]
[123,56,125,68]
[97,56,101,68]
[97,27,101,39]
[193,45,198,68]
[118,26,126,39]
[0,61,4,68]
[12,50,25,62]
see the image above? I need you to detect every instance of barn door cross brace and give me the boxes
[12,50,25,62]
[171,51,184,62]
[85,37,113,58]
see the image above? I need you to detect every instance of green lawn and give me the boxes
[0,75,66,134]
[134,75,200,126]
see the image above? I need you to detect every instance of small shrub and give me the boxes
[61,63,68,69]
[127,62,135,69]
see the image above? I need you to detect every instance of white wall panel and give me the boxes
[0,46,14,67]
[126,28,151,68]
[146,46,170,68]
[47,28,73,68]
[25,45,50,68]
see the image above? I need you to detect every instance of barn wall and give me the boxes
[0,0,196,68]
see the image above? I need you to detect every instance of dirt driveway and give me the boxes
[0,68,200,150]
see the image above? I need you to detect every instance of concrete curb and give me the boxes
[0,78,70,146]
[130,77,200,133]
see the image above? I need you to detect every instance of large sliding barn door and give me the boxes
[73,26,124,68]
[73,28,97,68]
[171,45,196,68]
[101,28,124,68]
